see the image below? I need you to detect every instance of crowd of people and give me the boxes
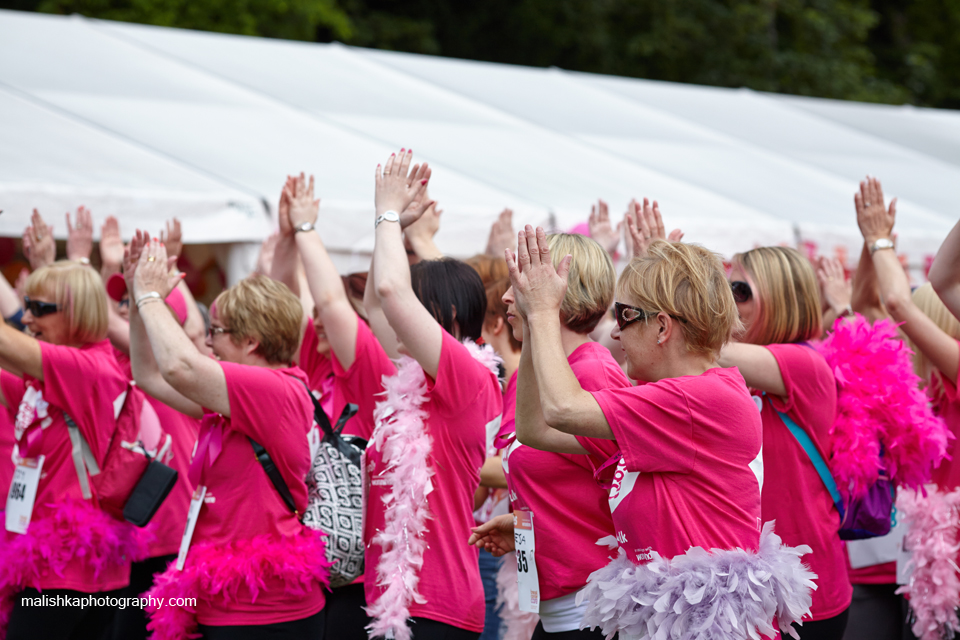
[0,151,959,640]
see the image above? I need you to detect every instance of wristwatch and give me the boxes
[869,238,895,255]
[294,221,315,233]
[375,210,400,228]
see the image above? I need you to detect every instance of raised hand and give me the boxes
[133,240,181,301]
[24,209,56,270]
[284,173,320,228]
[160,218,183,262]
[14,268,29,304]
[66,206,94,262]
[626,198,683,258]
[99,216,125,270]
[403,177,441,243]
[375,149,429,222]
[277,175,297,236]
[123,229,150,292]
[855,177,897,246]
[817,256,852,315]
[505,225,572,321]
[485,208,516,256]
[588,199,620,255]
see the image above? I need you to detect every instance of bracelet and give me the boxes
[77,257,91,266]
[135,292,162,309]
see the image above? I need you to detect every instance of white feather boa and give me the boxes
[576,522,818,640]
[366,339,501,640]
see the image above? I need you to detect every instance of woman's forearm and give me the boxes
[929,219,960,319]
[525,312,612,439]
[296,231,358,368]
[870,247,913,321]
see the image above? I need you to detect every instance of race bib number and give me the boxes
[514,509,540,613]
[176,485,207,570]
[5,455,45,534]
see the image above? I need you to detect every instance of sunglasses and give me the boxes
[23,296,60,318]
[730,281,752,304]
[614,302,655,330]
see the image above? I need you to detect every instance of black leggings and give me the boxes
[110,554,176,640]
[794,608,849,640]
[323,582,370,640]
[409,617,480,640]
[198,608,325,639]
[6,587,121,640]
[532,621,612,639]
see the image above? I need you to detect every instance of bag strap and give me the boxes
[770,397,846,522]
[64,413,100,500]
[250,379,359,516]
[249,436,299,515]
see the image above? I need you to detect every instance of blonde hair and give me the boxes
[911,283,960,381]
[733,246,822,345]
[214,274,303,364]
[25,261,108,344]
[618,241,740,357]
[547,234,615,334]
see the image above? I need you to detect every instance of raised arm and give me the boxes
[403,184,444,262]
[286,173,360,369]
[23,209,56,271]
[816,256,852,333]
[717,342,787,397]
[929,217,960,321]
[132,239,222,416]
[507,225,612,439]
[857,177,959,384]
[371,151,444,377]
[514,321,588,453]
[850,241,887,322]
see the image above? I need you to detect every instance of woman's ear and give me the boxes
[492,316,506,336]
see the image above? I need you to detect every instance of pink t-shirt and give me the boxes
[0,410,13,502]
[141,398,199,557]
[299,321,338,424]
[931,357,960,491]
[363,331,502,633]
[0,340,131,592]
[189,363,324,626]
[112,346,200,559]
[331,318,396,440]
[498,342,629,601]
[578,367,763,564]
[760,343,851,620]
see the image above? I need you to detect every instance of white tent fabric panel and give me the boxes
[774,94,960,171]
[0,9,957,277]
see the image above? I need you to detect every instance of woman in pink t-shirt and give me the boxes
[494,228,815,640]
[470,233,630,639]
[359,151,502,640]
[718,244,850,638]
[127,236,327,640]
[0,260,140,640]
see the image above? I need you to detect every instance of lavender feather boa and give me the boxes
[576,522,817,640]
[366,339,501,640]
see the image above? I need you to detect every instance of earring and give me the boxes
[657,337,662,345]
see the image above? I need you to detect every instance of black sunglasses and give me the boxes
[24,296,60,318]
[730,281,752,304]
[614,302,655,330]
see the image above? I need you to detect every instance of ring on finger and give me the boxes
[865,201,872,207]
[147,256,156,262]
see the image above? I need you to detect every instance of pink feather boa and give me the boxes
[576,522,817,640]
[496,551,540,640]
[366,339,500,640]
[896,486,960,640]
[817,315,951,500]
[0,499,147,638]
[144,526,329,640]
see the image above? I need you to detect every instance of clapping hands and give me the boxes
[855,177,896,246]
[375,149,431,228]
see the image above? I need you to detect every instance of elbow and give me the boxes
[541,399,570,432]
[883,290,910,319]
[375,276,401,302]
[159,357,194,391]
[928,266,948,295]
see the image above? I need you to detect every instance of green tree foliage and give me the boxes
[4,0,957,107]
[34,0,352,41]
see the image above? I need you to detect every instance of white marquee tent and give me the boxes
[2,9,959,282]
